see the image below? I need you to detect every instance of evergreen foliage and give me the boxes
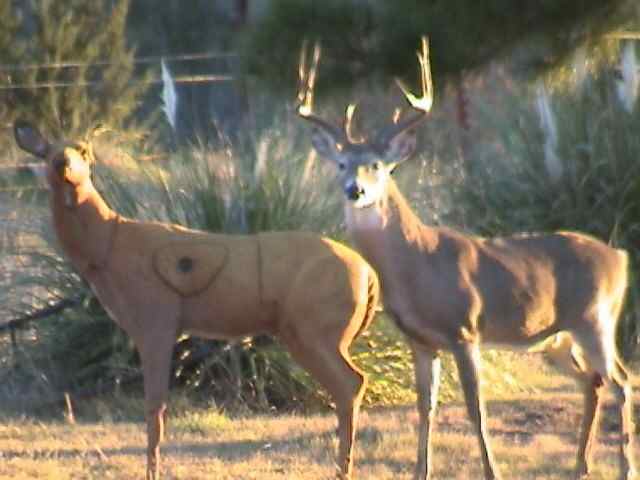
[128,0,235,55]
[0,2,25,125]
[242,0,636,94]
[3,0,150,137]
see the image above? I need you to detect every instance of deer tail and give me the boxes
[355,267,380,340]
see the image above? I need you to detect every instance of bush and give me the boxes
[1,0,151,138]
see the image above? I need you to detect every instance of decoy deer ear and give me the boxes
[14,120,51,159]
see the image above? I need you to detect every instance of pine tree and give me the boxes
[0,1,26,127]
[7,0,150,137]
[242,0,638,93]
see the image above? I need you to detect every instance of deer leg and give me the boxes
[283,338,366,480]
[574,329,637,480]
[452,342,499,480]
[411,342,441,480]
[139,330,176,480]
[574,372,604,479]
[543,335,603,478]
[334,352,367,480]
[612,359,637,480]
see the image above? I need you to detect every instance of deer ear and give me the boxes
[380,130,417,165]
[14,121,51,159]
[310,127,343,163]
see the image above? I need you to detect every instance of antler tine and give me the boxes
[296,39,313,112]
[396,36,433,114]
[375,36,433,148]
[344,103,365,144]
[296,40,347,144]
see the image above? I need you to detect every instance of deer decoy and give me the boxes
[14,120,380,480]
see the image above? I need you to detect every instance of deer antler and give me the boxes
[344,103,366,144]
[297,37,433,149]
[375,36,433,148]
[296,40,348,145]
[396,37,433,113]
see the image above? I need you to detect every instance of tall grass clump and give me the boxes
[443,61,640,358]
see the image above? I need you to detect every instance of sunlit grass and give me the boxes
[1,373,638,479]
[172,410,232,436]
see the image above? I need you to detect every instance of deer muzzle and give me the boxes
[53,155,69,172]
[345,182,364,201]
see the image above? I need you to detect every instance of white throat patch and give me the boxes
[344,202,387,231]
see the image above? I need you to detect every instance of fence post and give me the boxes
[64,392,76,424]
[9,324,17,359]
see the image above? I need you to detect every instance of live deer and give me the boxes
[14,121,380,480]
[297,37,636,480]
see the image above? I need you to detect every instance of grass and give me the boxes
[1,354,638,479]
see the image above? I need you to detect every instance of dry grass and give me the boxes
[1,355,639,480]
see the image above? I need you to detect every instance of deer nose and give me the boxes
[53,155,69,171]
[345,183,364,201]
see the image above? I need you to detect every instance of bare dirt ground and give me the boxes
[0,387,638,480]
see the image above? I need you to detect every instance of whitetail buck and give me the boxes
[14,121,380,480]
[297,38,637,480]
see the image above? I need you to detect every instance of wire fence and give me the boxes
[0,51,237,72]
[0,74,234,91]
[0,51,237,91]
